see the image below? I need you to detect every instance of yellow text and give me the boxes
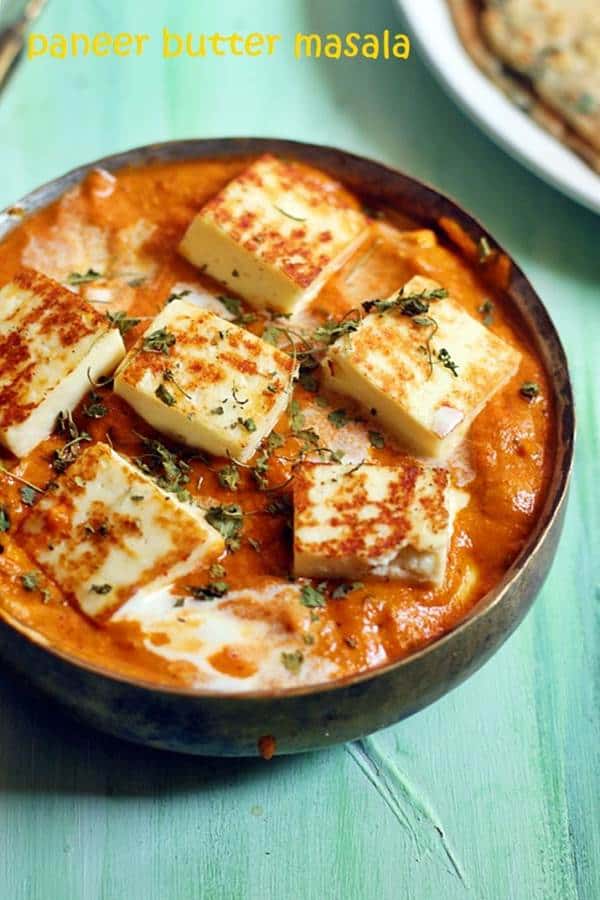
[294,30,411,60]
[28,32,150,59]
[162,29,281,58]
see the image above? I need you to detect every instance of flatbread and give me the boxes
[449,0,600,173]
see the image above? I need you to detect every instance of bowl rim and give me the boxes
[0,136,576,701]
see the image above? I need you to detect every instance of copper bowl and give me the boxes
[0,138,575,756]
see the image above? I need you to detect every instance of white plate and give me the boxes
[396,0,600,215]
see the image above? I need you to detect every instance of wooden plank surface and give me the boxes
[0,1,597,898]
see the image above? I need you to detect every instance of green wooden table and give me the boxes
[0,1,598,898]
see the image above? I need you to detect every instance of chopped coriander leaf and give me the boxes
[106,310,141,336]
[266,431,284,451]
[188,581,229,601]
[167,289,191,303]
[262,324,281,345]
[21,572,39,591]
[281,649,304,673]
[211,406,224,415]
[130,494,145,502]
[143,328,176,354]
[520,381,540,400]
[288,398,305,433]
[155,383,176,406]
[218,463,240,491]
[209,563,227,579]
[363,288,450,379]
[90,583,112,594]
[331,581,364,599]
[328,408,349,429]
[314,316,360,345]
[52,414,92,473]
[300,584,327,609]
[478,299,495,327]
[205,504,244,550]
[252,453,270,490]
[362,287,447,316]
[242,418,257,432]
[325,448,345,463]
[83,391,108,419]
[162,369,191,399]
[219,296,257,325]
[135,437,191,500]
[368,430,385,449]
[67,269,101,286]
[0,507,10,532]
[437,348,459,377]
[56,409,83,440]
[295,427,321,449]
[20,485,37,507]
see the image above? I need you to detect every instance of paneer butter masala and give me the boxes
[0,154,554,692]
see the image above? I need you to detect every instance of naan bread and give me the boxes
[449,0,600,172]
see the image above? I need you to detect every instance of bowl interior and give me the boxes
[0,138,575,701]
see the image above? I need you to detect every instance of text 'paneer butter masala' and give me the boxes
[0,154,554,692]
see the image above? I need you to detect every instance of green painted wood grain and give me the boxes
[0,1,598,898]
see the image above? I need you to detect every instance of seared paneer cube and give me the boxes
[179,154,370,315]
[19,443,225,619]
[293,461,463,586]
[114,300,296,462]
[0,268,125,457]
[322,276,521,458]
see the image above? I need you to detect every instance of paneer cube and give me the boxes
[114,300,296,462]
[0,268,125,457]
[322,276,521,458]
[179,154,370,315]
[19,443,225,619]
[293,462,462,586]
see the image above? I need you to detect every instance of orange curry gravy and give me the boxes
[0,156,554,689]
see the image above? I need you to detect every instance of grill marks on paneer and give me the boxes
[0,268,125,456]
[179,153,370,314]
[293,462,463,586]
[114,301,297,461]
[18,443,225,619]
[322,275,521,458]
